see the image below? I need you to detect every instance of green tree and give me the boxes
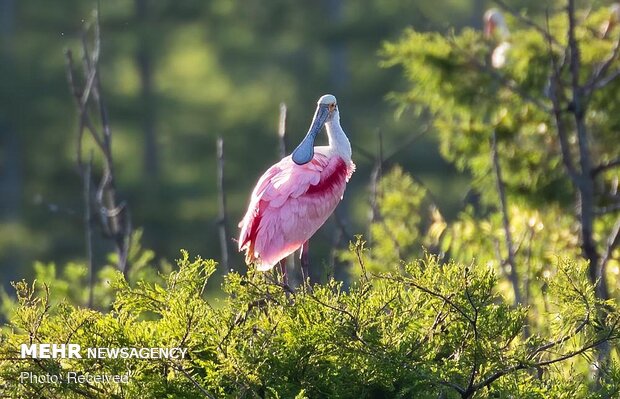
[382,1,620,304]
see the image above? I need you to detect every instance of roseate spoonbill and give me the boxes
[484,8,511,69]
[238,94,355,281]
[600,3,620,38]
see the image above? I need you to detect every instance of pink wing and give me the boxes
[238,153,354,270]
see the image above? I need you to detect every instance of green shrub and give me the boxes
[1,250,618,398]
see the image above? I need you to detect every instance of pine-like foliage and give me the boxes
[1,249,619,398]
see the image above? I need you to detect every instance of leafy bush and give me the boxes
[1,249,619,398]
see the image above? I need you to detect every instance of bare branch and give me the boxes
[491,131,522,305]
[332,207,354,243]
[592,68,620,89]
[83,154,94,308]
[368,130,383,232]
[65,10,132,276]
[599,217,620,278]
[464,268,480,394]
[380,274,475,326]
[596,203,620,215]
[585,30,620,93]
[493,0,562,47]
[216,137,230,271]
[592,158,620,177]
[543,11,580,187]
[456,46,552,112]
[278,102,287,158]
[383,122,430,165]
[472,333,616,393]
[526,315,589,361]
[173,363,217,399]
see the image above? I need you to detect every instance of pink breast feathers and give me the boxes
[238,154,353,270]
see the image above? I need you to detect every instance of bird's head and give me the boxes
[317,94,338,120]
[291,94,338,165]
[484,8,509,39]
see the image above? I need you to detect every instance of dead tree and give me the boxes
[65,10,132,280]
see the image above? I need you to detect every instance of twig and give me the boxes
[526,314,589,361]
[173,363,217,399]
[65,9,132,276]
[350,142,376,162]
[328,222,343,277]
[544,13,580,186]
[382,123,430,165]
[463,268,480,395]
[595,203,620,215]
[592,158,620,177]
[276,103,295,279]
[471,333,616,394]
[379,274,475,326]
[368,130,383,230]
[585,28,620,93]
[493,0,562,47]
[592,68,620,89]
[278,102,287,159]
[599,217,620,281]
[216,137,230,271]
[84,154,94,308]
[332,207,354,243]
[449,38,552,113]
[491,131,522,305]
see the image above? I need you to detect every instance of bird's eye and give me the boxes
[329,103,336,111]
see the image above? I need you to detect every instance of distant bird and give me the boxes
[600,3,620,38]
[238,94,355,281]
[484,8,511,69]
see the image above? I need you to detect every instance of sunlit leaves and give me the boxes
[2,248,620,397]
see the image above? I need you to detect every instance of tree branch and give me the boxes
[65,9,132,276]
[592,158,620,177]
[216,137,230,271]
[596,203,620,215]
[491,131,522,305]
[83,154,94,308]
[454,44,552,113]
[599,217,620,280]
[585,29,620,93]
[493,0,562,47]
[544,13,580,186]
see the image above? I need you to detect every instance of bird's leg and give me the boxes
[278,259,288,285]
[275,259,295,297]
[300,241,310,285]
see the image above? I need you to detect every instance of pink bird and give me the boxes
[238,94,355,280]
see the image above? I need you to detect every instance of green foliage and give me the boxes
[379,3,620,306]
[341,167,429,275]
[1,252,619,398]
[382,7,619,207]
[0,229,170,322]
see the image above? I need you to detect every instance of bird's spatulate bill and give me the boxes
[292,104,330,165]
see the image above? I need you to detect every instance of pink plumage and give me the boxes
[238,94,354,271]
[238,153,354,270]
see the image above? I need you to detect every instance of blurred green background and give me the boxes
[0,0,556,287]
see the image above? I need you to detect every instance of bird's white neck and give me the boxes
[325,110,352,161]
